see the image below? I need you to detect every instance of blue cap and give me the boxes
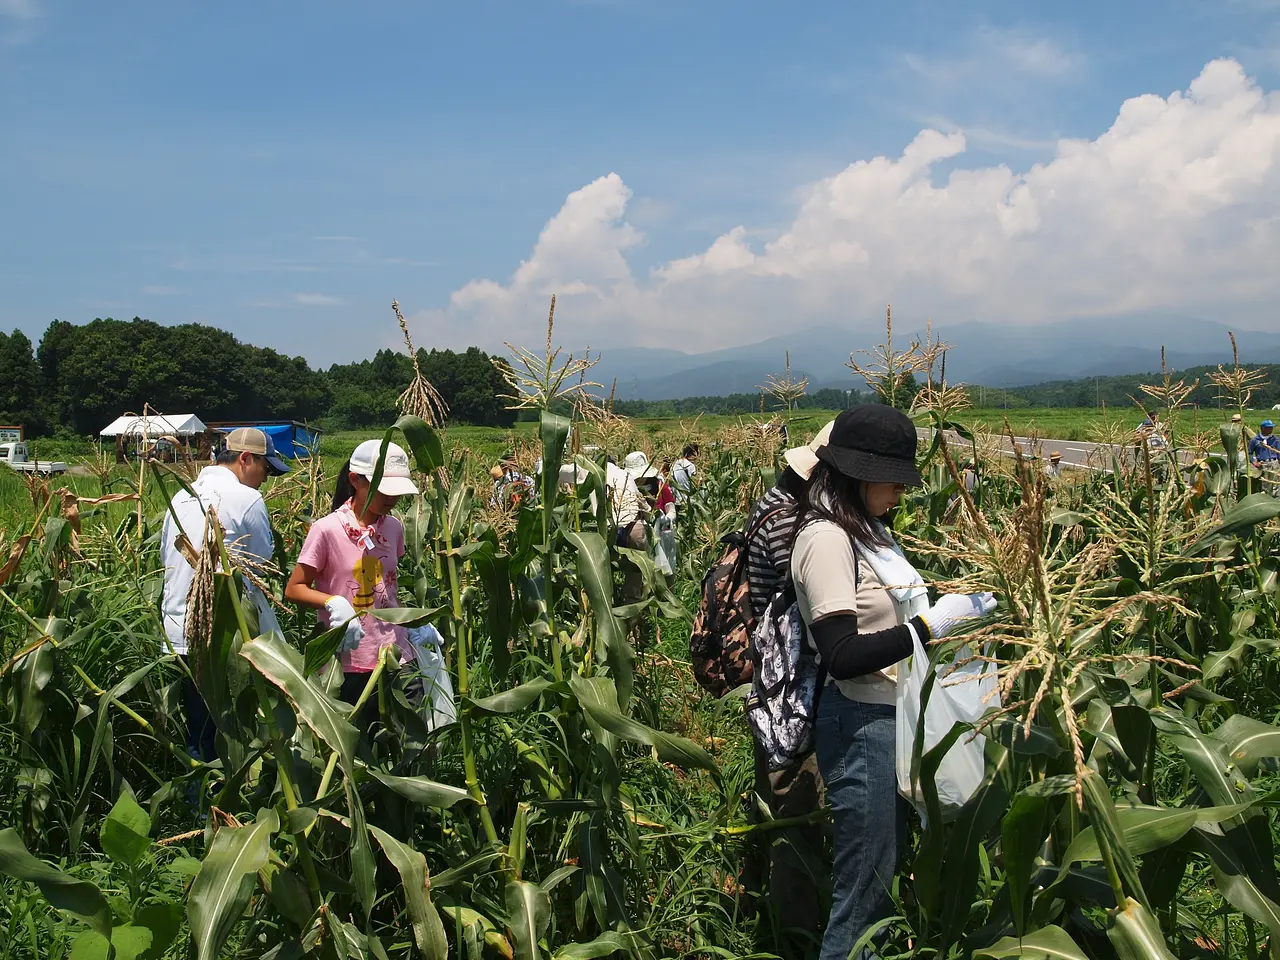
[1264,420,1275,429]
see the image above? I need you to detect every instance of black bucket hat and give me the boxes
[815,405,922,487]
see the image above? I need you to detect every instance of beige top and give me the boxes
[793,519,903,705]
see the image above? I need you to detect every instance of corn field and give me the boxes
[4,332,1280,960]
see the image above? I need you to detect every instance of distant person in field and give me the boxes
[1044,451,1063,479]
[624,451,676,522]
[739,420,833,943]
[671,443,698,503]
[285,439,425,730]
[161,427,289,762]
[1250,419,1280,468]
[605,455,648,602]
[490,453,536,509]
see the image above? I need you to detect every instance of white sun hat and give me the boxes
[782,420,836,480]
[623,450,659,479]
[348,439,421,496]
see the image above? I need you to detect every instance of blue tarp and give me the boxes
[214,422,320,459]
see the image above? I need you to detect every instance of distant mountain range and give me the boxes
[590,315,1280,400]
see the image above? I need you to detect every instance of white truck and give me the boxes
[0,442,67,475]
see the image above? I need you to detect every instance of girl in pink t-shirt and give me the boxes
[286,439,421,708]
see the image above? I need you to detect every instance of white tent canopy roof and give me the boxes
[99,414,208,438]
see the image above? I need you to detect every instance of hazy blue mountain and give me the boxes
[589,315,1280,400]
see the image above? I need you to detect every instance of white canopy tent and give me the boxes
[99,414,208,438]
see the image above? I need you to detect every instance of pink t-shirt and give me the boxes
[297,501,412,672]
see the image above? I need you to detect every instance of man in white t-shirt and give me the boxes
[160,427,289,760]
[671,443,698,503]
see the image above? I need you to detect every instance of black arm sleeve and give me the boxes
[809,613,930,680]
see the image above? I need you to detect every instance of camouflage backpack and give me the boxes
[689,507,785,698]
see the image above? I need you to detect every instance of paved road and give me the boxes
[919,428,1183,474]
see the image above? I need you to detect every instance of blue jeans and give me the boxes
[814,688,904,960]
[181,657,216,763]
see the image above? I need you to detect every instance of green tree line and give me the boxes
[988,364,1280,410]
[0,318,519,437]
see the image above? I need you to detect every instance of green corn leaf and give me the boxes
[539,411,571,538]
[1212,713,1280,775]
[1003,791,1063,936]
[551,932,632,960]
[0,828,112,937]
[469,678,563,716]
[1187,824,1280,935]
[432,851,507,890]
[100,791,152,868]
[368,605,447,627]
[1080,769,1150,909]
[302,624,346,676]
[261,863,313,930]
[394,415,446,473]
[506,879,551,960]
[367,769,472,809]
[1106,897,1178,959]
[187,808,279,960]
[564,530,632,706]
[508,802,530,881]
[567,672,717,775]
[1187,493,1280,553]
[1062,801,1254,866]
[347,783,377,923]
[1152,710,1279,895]
[937,749,1013,953]
[369,826,448,960]
[975,923,1090,958]
[12,641,54,737]
[240,632,359,767]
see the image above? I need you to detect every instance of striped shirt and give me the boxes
[745,486,799,620]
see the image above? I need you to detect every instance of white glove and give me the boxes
[919,593,997,640]
[325,596,365,653]
[407,624,444,651]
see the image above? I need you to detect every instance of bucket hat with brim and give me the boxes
[782,420,835,480]
[815,405,922,487]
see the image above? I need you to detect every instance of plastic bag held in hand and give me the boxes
[325,596,365,653]
[653,515,677,577]
[409,625,458,731]
[896,595,1000,818]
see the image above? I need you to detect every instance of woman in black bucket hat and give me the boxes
[789,405,996,960]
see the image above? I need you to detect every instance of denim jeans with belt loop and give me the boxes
[813,684,905,960]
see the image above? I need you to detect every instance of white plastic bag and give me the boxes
[653,515,677,576]
[896,633,996,816]
[408,625,458,732]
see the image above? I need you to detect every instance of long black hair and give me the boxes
[789,460,892,555]
[331,459,357,513]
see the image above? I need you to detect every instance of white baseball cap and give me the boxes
[348,440,420,497]
[782,420,835,480]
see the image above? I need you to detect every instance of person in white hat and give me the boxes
[737,418,833,938]
[161,426,289,762]
[624,450,677,523]
[285,438,425,723]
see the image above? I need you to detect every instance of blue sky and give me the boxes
[3,1,1280,366]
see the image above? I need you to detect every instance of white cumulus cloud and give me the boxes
[421,59,1280,354]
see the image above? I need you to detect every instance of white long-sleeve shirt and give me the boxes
[160,465,279,654]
